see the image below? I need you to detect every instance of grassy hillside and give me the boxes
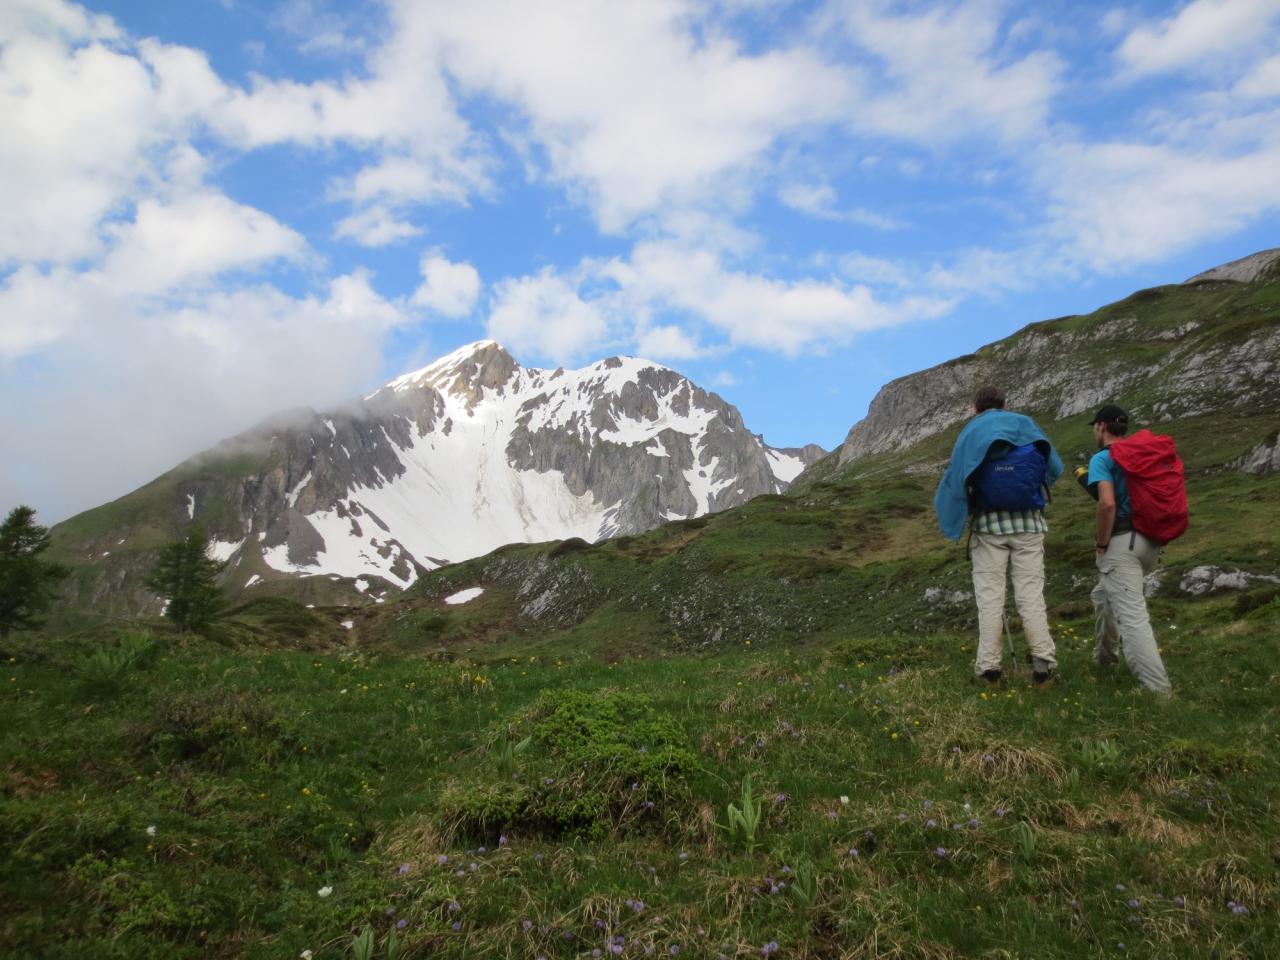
[5,274,1279,958]
[3,590,1277,958]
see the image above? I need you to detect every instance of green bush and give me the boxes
[75,632,159,699]
[136,689,289,770]
[441,690,696,842]
[824,634,938,669]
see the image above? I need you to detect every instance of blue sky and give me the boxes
[3,0,1279,521]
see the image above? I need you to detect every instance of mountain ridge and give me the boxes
[48,341,825,621]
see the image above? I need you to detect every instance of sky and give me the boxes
[3,0,1280,524]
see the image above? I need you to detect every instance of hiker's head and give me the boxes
[1090,404,1129,445]
[973,386,1005,414]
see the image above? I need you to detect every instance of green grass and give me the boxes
[3,590,1277,959]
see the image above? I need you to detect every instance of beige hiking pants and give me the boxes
[1092,532,1172,695]
[970,532,1057,676]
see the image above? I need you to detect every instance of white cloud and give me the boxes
[779,181,901,229]
[412,253,481,317]
[1117,0,1280,78]
[1235,55,1280,98]
[634,324,704,360]
[0,265,413,521]
[100,192,305,296]
[334,206,422,246]
[830,1,1064,144]
[1042,140,1280,269]
[413,0,852,231]
[487,269,608,363]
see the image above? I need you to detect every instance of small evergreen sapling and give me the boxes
[145,524,226,633]
[0,505,70,636]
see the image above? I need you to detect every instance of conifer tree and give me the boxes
[0,505,70,636]
[145,524,225,633]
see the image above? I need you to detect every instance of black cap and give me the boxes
[1089,404,1128,426]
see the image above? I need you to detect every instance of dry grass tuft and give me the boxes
[946,743,1066,786]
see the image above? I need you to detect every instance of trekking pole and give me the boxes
[1002,597,1016,665]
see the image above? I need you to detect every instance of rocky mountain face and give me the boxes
[50,342,823,617]
[835,259,1280,469]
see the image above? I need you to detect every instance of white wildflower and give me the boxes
[317,886,333,898]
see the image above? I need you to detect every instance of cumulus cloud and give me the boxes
[487,269,609,363]
[1040,139,1280,269]
[828,0,1063,144]
[412,0,852,231]
[412,253,481,318]
[1117,0,1280,78]
[0,266,413,522]
[779,181,902,229]
[334,206,423,247]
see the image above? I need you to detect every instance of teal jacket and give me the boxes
[934,410,1064,541]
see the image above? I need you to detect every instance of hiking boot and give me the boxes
[979,669,1003,684]
[1032,669,1056,686]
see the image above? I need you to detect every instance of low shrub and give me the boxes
[439,690,696,842]
[135,689,289,770]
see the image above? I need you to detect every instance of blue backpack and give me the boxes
[969,442,1048,512]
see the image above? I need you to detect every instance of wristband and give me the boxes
[1096,541,1108,549]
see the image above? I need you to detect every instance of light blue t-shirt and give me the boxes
[1088,448,1131,523]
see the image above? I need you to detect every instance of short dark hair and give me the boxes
[974,386,1005,412]
[1089,404,1129,436]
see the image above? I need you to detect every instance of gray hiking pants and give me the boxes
[1092,532,1172,695]
[971,532,1057,676]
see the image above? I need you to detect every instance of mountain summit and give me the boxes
[51,342,824,615]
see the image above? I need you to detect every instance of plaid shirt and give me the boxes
[971,508,1048,535]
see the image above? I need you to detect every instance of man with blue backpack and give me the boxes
[935,386,1064,685]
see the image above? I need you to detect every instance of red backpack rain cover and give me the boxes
[1109,429,1189,544]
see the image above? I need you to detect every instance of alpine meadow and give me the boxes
[7,1,1280,957]
[4,253,1280,959]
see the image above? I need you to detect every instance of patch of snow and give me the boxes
[207,538,244,562]
[117,538,126,545]
[244,574,262,588]
[354,578,369,594]
[766,449,807,484]
[444,586,485,605]
[100,551,110,557]
[286,470,313,509]
[258,531,267,541]
[186,494,195,519]
[306,603,315,609]
[323,418,337,436]
[340,620,354,630]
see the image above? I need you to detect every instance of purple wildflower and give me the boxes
[1174,896,1185,908]
[926,819,937,828]
[848,848,859,859]
[983,753,995,764]
[447,900,460,913]
[398,862,411,874]
[522,920,533,931]
[1128,899,1140,909]
[934,846,949,858]
[670,945,680,956]
[679,851,689,861]
[499,834,509,847]
[451,922,462,932]
[437,854,448,865]
[922,799,934,810]
[396,919,407,930]
[762,943,779,956]
[995,807,1008,818]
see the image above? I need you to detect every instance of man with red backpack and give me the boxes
[1085,404,1186,696]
